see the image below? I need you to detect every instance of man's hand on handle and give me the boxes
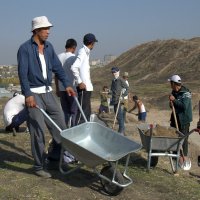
[25,96,37,108]
[66,87,76,96]
[78,82,86,90]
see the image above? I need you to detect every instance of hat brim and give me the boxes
[112,70,119,73]
[32,25,53,31]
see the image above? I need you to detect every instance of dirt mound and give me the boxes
[144,124,178,137]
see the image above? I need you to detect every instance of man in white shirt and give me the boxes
[3,92,28,132]
[71,33,98,124]
[56,39,78,127]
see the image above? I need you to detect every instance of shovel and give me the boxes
[112,90,123,130]
[171,101,191,170]
[198,100,200,166]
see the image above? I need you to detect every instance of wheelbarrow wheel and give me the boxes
[100,165,124,196]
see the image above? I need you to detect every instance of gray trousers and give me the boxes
[27,92,66,170]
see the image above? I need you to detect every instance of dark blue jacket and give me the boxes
[17,37,70,97]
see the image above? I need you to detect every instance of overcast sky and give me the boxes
[0,0,200,65]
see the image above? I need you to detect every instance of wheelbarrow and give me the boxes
[137,123,198,173]
[38,96,141,195]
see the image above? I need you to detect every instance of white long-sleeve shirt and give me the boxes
[71,45,93,91]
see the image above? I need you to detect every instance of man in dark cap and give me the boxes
[71,33,98,124]
[110,67,128,135]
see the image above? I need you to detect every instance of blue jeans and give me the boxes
[114,103,125,135]
[138,112,147,122]
[7,108,28,130]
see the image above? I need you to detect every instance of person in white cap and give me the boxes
[168,74,192,157]
[17,16,75,178]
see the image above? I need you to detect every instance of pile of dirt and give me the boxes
[144,124,178,137]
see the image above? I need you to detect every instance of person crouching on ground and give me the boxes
[3,92,28,133]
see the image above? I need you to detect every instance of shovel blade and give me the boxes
[179,157,191,171]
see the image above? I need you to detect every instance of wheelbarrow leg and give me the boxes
[169,156,176,173]
[175,156,179,172]
[169,153,179,173]
[147,150,151,171]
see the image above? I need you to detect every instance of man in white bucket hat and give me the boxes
[17,16,75,178]
[31,16,53,31]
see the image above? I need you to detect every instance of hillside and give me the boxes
[91,37,200,108]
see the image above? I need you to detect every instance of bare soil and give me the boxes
[0,99,200,200]
[144,125,178,137]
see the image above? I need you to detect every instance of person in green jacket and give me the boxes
[99,86,110,114]
[168,75,192,156]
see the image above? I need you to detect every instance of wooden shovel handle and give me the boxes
[171,101,179,131]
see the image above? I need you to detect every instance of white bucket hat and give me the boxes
[168,75,181,83]
[32,16,53,31]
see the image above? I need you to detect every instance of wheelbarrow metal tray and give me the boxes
[61,122,141,168]
[139,132,181,151]
[138,124,182,152]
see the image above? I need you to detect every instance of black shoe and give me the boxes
[5,126,13,132]
[15,126,20,132]
[35,170,51,178]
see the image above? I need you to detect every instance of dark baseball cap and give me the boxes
[83,33,98,43]
[111,67,119,73]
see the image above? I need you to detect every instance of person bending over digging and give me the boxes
[128,95,147,122]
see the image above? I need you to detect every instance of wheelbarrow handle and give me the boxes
[36,105,62,133]
[73,95,88,122]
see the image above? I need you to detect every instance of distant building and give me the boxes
[90,59,101,66]
[0,65,18,78]
[104,54,117,65]
[90,59,104,68]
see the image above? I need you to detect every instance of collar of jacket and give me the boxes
[31,36,49,48]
